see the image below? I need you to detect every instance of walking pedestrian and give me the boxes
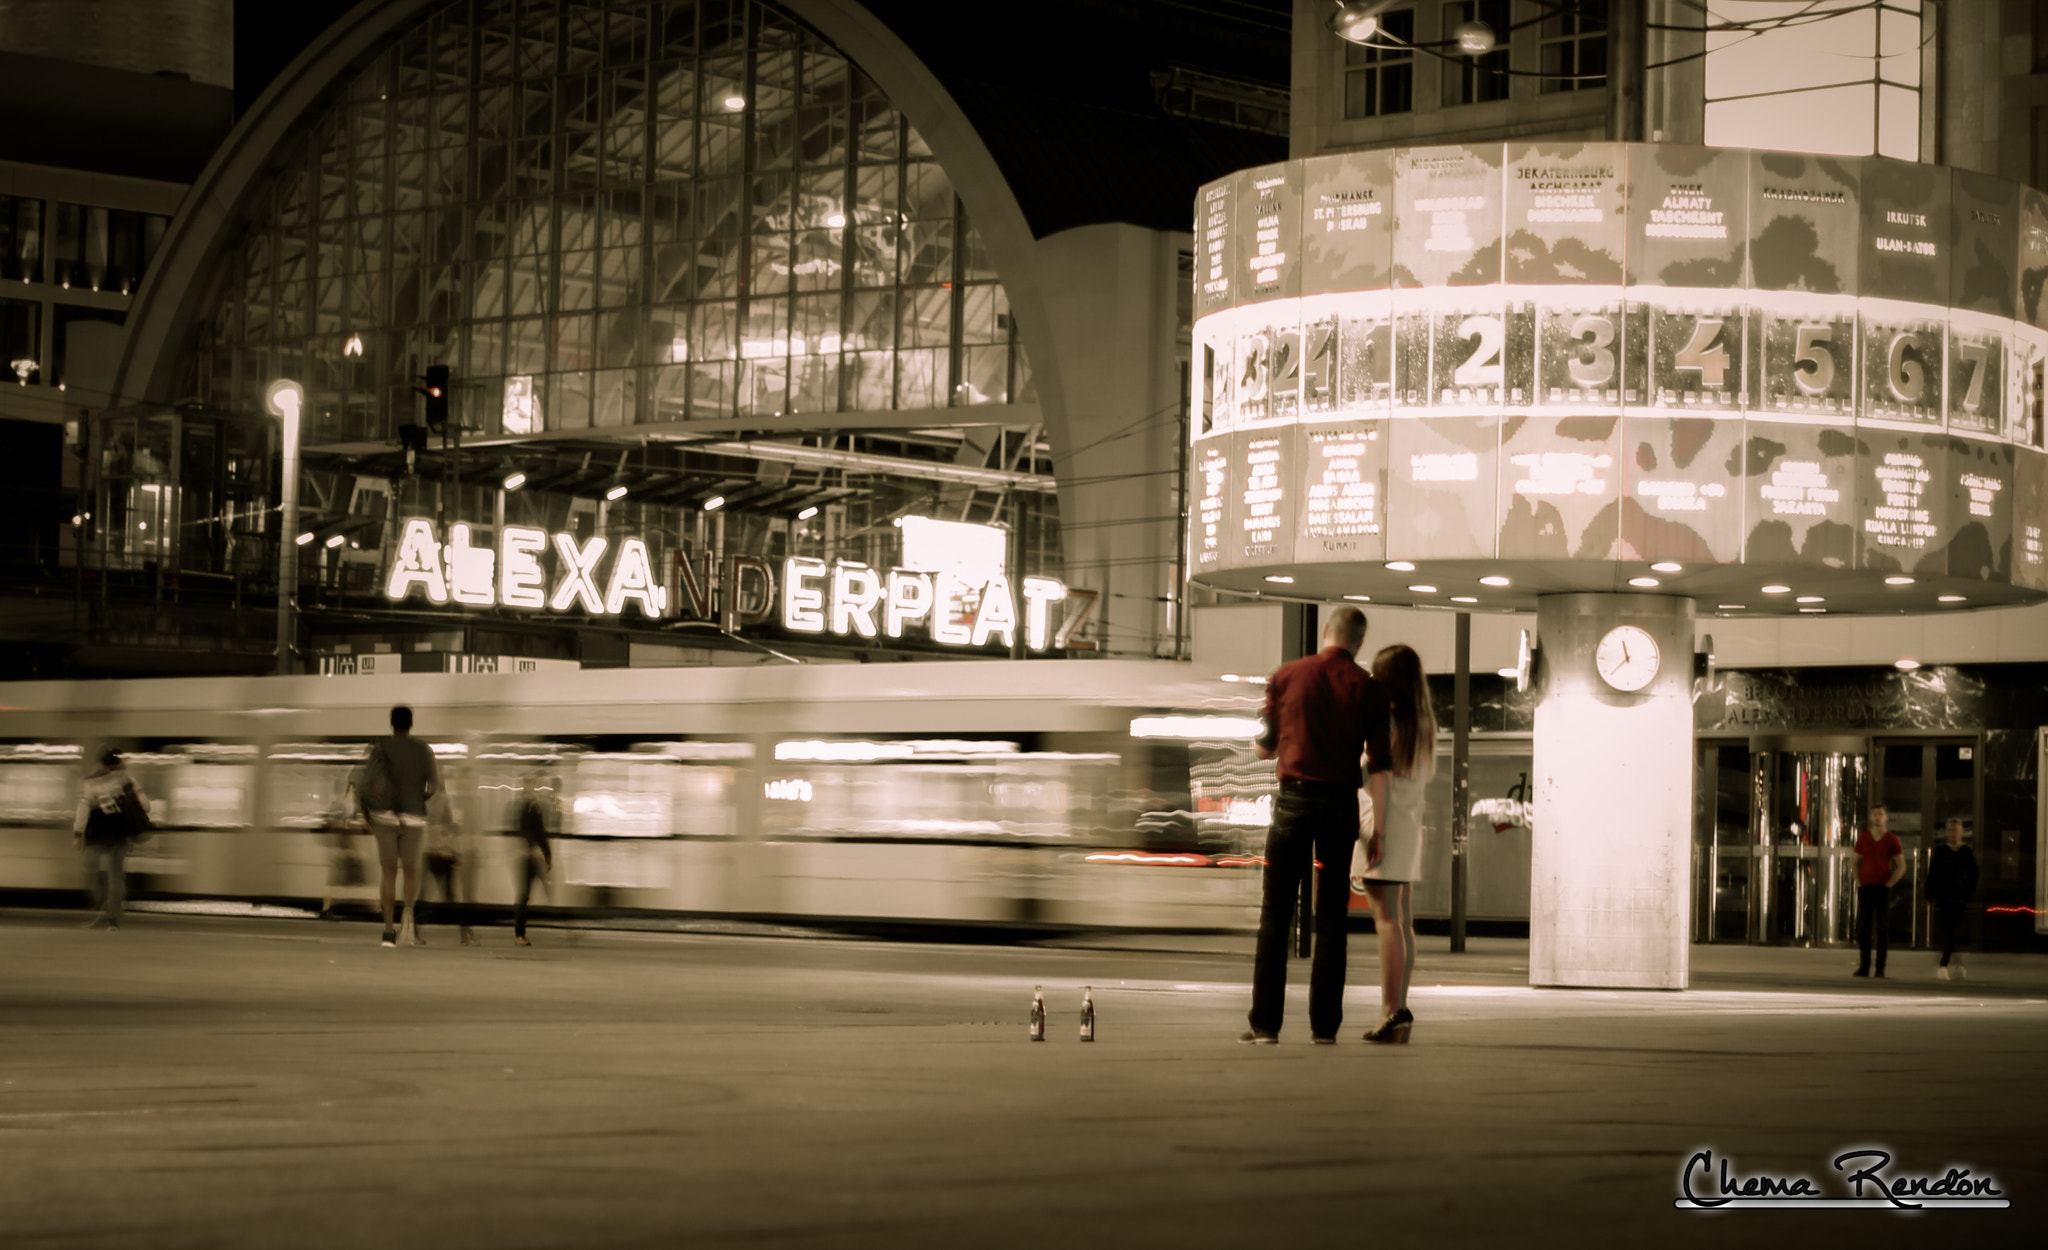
[1852,803,1904,978]
[1928,817,1979,981]
[423,781,475,945]
[74,748,150,930]
[319,762,368,921]
[1241,607,1393,1045]
[361,705,439,948]
[1354,643,1435,1044]
[510,770,556,947]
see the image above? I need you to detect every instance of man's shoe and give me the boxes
[1237,1031,1279,1045]
[1311,1035,1337,1045]
[1874,969,1885,979]
[1852,967,1870,978]
[318,909,340,922]
[380,928,397,948]
[1954,965,1967,982]
[1937,964,1950,981]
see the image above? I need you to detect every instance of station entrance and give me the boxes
[1694,735,1980,947]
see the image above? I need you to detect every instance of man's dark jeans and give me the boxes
[1249,780,1359,1040]
[1856,882,1890,973]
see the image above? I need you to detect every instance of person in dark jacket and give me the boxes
[73,748,150,930]
[362,705,440,948]
[1928,817,1980,982]
[510,770,556,947]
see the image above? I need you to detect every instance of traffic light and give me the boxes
[419,365,450,430]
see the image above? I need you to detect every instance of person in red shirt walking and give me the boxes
[1853,804,1906,978]
[1241,607,1393,1044]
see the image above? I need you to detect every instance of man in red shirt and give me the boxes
[1853,803,1906,978]
[1242,606,1393,1043]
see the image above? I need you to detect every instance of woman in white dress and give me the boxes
[1357,644,1434,1043]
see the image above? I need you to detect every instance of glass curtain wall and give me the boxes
[184,0,1031,444]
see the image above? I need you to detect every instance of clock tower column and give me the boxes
[1530,593,1696,989]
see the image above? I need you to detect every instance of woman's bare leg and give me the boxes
[1361,881,1401,1019]
[1393,883,1415,1012]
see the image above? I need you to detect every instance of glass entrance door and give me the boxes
[1876,739,1981,948]
[1695,741,1753,943]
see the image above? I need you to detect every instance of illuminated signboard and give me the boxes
[1187,143,2048,611]
[386,518,665,617]
[384,515,1079,650]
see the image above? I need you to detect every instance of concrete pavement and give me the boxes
[1,909,2041,1248]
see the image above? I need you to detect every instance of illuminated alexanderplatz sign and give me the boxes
[382,515,1079,651]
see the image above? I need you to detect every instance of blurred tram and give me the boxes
[0,661,1286,930]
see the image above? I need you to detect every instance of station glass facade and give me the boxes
[180,0,1032,444]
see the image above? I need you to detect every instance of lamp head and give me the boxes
[265,378,304,422]
[1331,0,1392,43]
[1454,19,1495,54]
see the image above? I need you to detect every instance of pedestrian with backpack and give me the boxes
[360,705,440,948]
[73,748,151,930]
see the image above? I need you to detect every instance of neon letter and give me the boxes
[930,572,972,645]
[830,563,883,637]
[884,571,933,638]
[499,527,548,608]
[971,574,1018,649]
[1022,577,1067,651]
[550,533,608,613]
[783,557,826,632]
[604,538,662,618]
[386,518,449,604]
[448,523,497,606]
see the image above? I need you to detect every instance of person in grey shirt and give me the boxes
[362,705,440,947]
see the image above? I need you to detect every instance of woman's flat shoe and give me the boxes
[1363,1007,1414,1045]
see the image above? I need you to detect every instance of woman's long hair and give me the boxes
[1371,644,1436,779]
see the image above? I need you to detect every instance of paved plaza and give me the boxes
[2,908,2042,1248]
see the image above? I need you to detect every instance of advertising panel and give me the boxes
[1192,436,1231,574]
[1194,306,1235,438]
[1857,429,1949,575]
[1509,142,1636,417]
[1232,427,1295,566]
[1301,148,1395,296]
[1196,178,1236,318]
[1497,414,1620,560]
[1386,416,1501,560]
[1294,418,1389,564]
[1622,414,1746,563]
[2015,446,2048,589]
[1942,434,2013,582]
[1235,162,1301,305]
[1393,144,1505,289]
[1743,426,1858,569]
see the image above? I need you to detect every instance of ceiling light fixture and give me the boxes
[1894,658,1921,671]
[324,534,346,548]
[703,496,725,511]
[294,532,315,546]
[723,93,746,110]
[1386,560,1415,572]
[1451,595,1478,604]
[502,471,526,491]
[797,506,819,520]
[1342,594,1371,602]
[1628,577,1659,588]
[1884,575,1914,586]
[1650,561,1682,574]
[1761,584,1791,594]
[1796,595,1824,604]
[1479,575,1510,587]
[1496,667,1519,678]
[1937,594,1966,603]
[606,485,629,501]
[1265,575,1295,584]
[1408,584,1437,594]
[1717,604,1746,610]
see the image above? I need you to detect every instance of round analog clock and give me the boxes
[1594,625,1660,692]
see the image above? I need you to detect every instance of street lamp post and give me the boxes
[266,379,304,676]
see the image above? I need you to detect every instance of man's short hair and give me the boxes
[390,705,414,733]
[1324,606,1368,649]
[1870,803,1887,815]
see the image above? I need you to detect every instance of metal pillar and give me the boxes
[1451,611,1471,952]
